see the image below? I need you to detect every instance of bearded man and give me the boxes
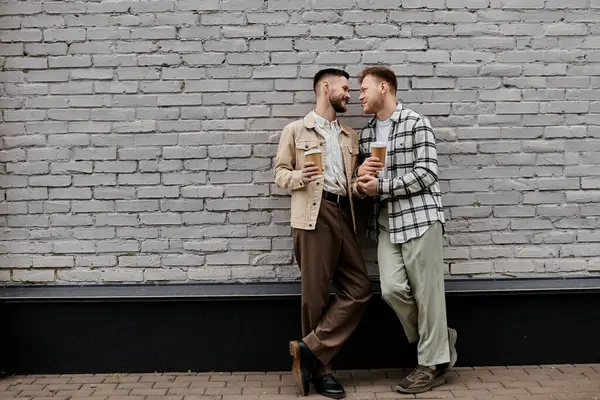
[274,68,372,399]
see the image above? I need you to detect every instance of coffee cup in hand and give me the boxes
[370,142,386,170]
[304,149,323,175]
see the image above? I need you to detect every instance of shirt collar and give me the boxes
[312,110,340,132]
[303,112,350,136]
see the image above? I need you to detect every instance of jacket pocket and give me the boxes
[295,139,322,165]
[341,145,359,175]
[295,139,321,151]
[342,146,358,155]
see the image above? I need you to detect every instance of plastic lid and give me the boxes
[370,142,387,148]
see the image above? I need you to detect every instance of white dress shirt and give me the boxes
[312,111,347,196]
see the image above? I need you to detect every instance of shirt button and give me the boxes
[313,203,316,205]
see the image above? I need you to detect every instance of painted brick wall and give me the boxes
[1,0,600,284]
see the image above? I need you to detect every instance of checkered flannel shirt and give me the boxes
[358,103,445,244]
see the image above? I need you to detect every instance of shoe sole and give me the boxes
[448,328,458,369]
[395,376,446,394]
[289,341,309,396]
[315,389,346,399]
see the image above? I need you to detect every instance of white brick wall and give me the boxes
[1,0,600,284]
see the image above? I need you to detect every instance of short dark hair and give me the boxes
[313,68,350,92]
[358,66,398,94]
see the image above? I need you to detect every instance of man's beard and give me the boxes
[365,96,383,114]
[329,95,347,113]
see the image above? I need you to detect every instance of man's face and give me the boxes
[326,76,351,113]
[359,75,384,115]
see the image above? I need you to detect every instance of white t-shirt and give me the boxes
[375,118,392,199]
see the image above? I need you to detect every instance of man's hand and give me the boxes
[358,157,384,177]
[357,174,378,197]
[301,162,319,184]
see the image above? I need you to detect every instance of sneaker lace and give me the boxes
[406,366,433,381]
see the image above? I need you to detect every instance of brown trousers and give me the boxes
[292,197,372,369]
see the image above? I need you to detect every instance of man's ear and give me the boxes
[322,80,330,94]
[380,81,388,95]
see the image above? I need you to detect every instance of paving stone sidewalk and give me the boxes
[1,364,600,400]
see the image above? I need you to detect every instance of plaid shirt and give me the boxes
[358,103,445,244]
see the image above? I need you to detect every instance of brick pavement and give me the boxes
[1,364,600,400]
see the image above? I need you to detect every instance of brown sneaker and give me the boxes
[395,365,445,394]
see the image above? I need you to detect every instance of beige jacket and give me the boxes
[274,112,361,231]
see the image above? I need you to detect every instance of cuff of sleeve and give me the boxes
[291,169,305,190]
[353,181,367,199]
[379,178,390,197]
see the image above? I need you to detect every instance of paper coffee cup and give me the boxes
[304,149,323,175]
[370,142,386,168]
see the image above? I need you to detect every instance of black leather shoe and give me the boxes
[289,340,315,396]
[312,374,346,399]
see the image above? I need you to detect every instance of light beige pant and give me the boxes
[377,206,450,367]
